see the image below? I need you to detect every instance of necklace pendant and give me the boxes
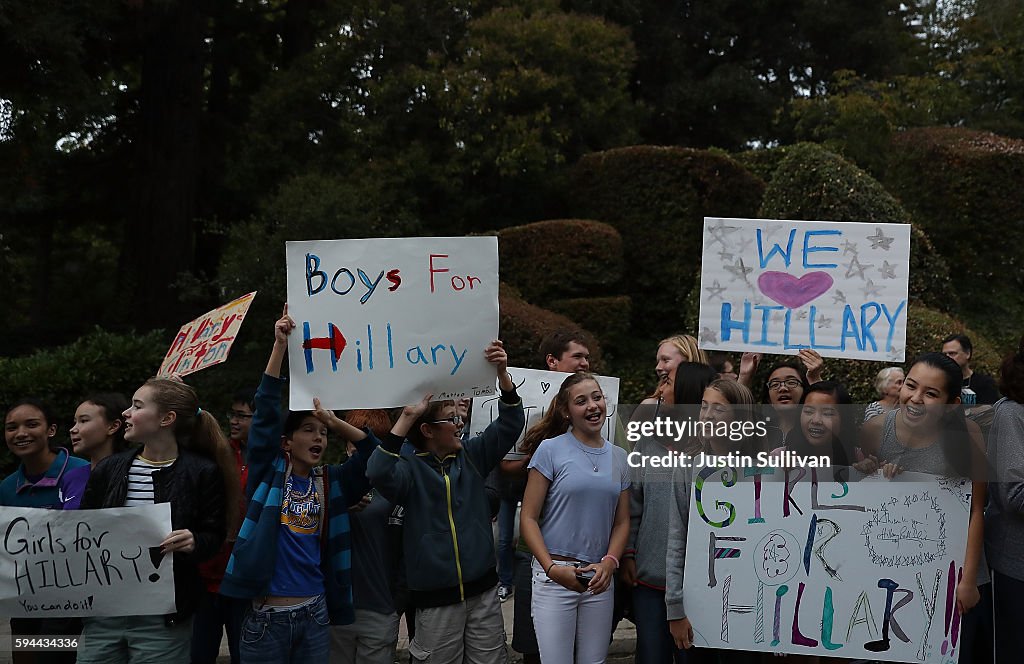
[593,465,598,472]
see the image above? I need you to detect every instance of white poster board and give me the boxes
[683,468,970,664]
[0,503,176,617]
[468,367,620,445]
[286,237,500,409]
[697,218,911,361]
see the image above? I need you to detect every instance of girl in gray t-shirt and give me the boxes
[520,372,630,664]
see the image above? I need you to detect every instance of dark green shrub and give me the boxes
[568,146,765,337]
[498,220,623,302]
[547,296,631,354]
[0,329,167,474]
[759,143,957,314]
[885,128,1024,349]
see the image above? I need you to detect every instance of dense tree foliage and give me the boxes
[1,0,1022,361]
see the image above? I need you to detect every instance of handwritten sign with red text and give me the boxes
[285,237,499,410]
[157,292,257,377]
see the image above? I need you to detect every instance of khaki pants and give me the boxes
[329,609,399,664]
[409,586,508,664]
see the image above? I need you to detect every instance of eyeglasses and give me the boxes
[767,378,803,391]
[430,415,464,427]
[227,411,254,421]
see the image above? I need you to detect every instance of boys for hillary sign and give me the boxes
[697,218,911,362]
[285,237,500,410]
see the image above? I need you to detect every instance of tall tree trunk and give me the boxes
[124,0,205,328]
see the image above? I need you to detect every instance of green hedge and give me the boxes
[0,329,168,475]
[759,142,958,314]
[568,146,765,337]
[885,127,1024,349]
[499,289,602,371]
[547,295,631,355]
[497,219,623,302]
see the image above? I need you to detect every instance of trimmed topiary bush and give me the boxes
[568,146,765,336]
[499,289,602,371]
[547,296,631,354]
[759,143,957,314]
[885,127,1024,349]
[498,220,623,302]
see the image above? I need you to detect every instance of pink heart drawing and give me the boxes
[757,271,834,309]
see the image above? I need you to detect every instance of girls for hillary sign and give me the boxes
[697,218,911,362]
[682,469,971,664]
[285,237,500,410]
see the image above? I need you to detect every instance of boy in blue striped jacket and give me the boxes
[221,307,381,662]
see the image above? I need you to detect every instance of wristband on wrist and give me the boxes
[545,561,557,576]
[601,554,620,569]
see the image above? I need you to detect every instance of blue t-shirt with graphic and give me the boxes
[269,474,324,596]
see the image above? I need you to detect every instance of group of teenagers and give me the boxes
[4,302,1024,664]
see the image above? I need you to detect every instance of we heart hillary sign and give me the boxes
[697,218,911,362]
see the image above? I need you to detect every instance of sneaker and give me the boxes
[497,584,513,603]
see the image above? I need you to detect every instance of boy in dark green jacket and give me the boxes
[367,340,524,664]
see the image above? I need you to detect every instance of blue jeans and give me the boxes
[496,498,517,587]
[191,591,248,664]
[239,595,330,664]
[632,584,685,664]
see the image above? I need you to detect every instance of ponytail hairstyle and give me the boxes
[788,381,854,468]
[998,335,1024,404]
[521,372,602,454]
[143,378,242,535]
[906,353,972,478]
[5,398,60,451]
[81,393,130,453]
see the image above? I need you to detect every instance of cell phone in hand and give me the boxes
[575,569,595,589]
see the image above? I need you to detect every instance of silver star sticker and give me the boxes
[832,290,847,304]
[843,255,873,280]
[841,239,859,256]
[761,224,784,240]
[816,315,833,329]
[724,258,753,285]
[862,279,882,299]
[735,236,753,254]
[717,249,734,262]
[796,309,809,320]
[700,327,719,343]
[707,220,740,249]
[878,261,897,280]
[888,346,904,361]
[866,227,895,251]
[705,279,727,301]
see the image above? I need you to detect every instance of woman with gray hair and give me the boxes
[863,366,904,422]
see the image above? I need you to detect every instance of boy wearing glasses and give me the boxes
[367,340,525,664]
[191,388,255,664]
